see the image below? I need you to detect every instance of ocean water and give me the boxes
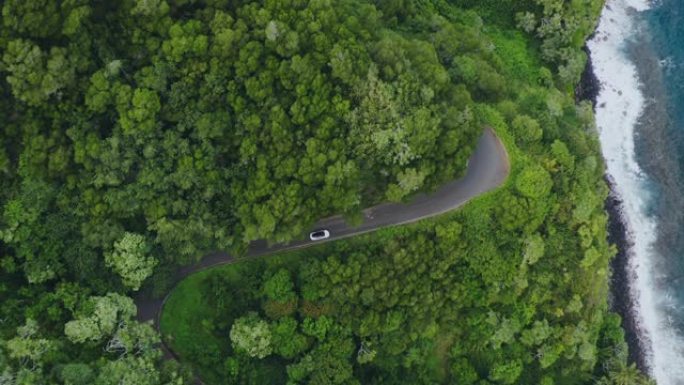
[589,0,684,384]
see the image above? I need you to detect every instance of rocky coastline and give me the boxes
[577,49,649,372]
[604,179,649,371]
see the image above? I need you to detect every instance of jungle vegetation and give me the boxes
[0,0,652,384]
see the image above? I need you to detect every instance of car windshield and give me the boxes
[312,231,325,237]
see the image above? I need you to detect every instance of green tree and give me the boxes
[451,358,479,384]
[598,363,655,385]
[512,115,543,143]
[59,363,94,385]
[105,232,157,291]
[2,0,62,38]
[523,233,545,265]
[4,319,55,370]
[230,313,272,359]
[489,360,523,384]
[2,40,76,106]
[64,293,136,344]
[262,269,296,303]
[515,164,553,199]
[270,317,308,359]
[95,356,160,385]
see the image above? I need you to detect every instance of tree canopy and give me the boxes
[0,0,651,384]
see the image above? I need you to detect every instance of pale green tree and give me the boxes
[523,234,545,265]
[104,321,159,357]
[348,66,414,167]
[64,293,136,344]
[515,12,537,33]
[95,356,159,385]
[4,319,55,368]
[229,313,272,359]
[105,232,157,291]
[386,168,427,202]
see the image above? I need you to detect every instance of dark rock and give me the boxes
[604,176,649,372]
[576,45,602,107]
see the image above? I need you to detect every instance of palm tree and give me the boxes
[602,363,654,385]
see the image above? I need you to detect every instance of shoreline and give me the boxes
[603,177,649,371]
[578,45,650,372]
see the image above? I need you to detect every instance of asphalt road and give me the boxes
[136,127,509,330]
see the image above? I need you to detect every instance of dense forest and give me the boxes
[0,0,652,384]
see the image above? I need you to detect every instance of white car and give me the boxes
[309,229,330,241]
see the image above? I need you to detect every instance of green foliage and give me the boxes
[2,0,62,38]
[262,269,296,303]
[512,115,543,144]
[513,0,603,86]
[64,293,136,344]
[105,232,157,291]
[94,356,161,385]
[59,363,95,385]
[270,317,308,359]
[230,313,273,359]
[158,0,646,380]
[523,233,545,265]
[302,316,334,342]
[489,360,523,384]
[0,277,187,384]
[0,0,487,283]
[2,39,76,106]
[515,164,553,198]
[0,0,648,384]
[4,319,55,366]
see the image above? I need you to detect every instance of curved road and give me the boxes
[136,127,509,328]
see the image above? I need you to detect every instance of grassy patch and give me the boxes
[428,331,456,381]
[488,28,543,84]
[438,0,536,27]
[159,267,228,381]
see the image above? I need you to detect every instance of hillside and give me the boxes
[0,1,652,384]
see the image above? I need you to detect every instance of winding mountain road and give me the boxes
[136,127,509,327]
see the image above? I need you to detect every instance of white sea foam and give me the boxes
[588,0,684,383]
